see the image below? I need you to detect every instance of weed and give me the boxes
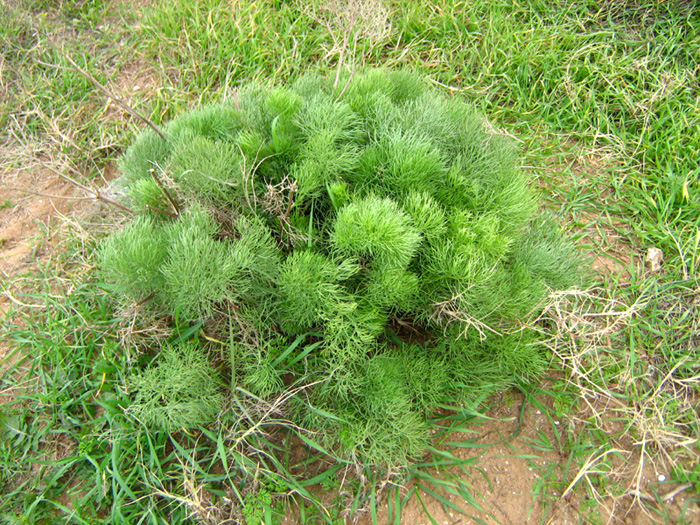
[2,0,700,522]
[102,69,585,470]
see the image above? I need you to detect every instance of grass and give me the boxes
[1,0,699,522]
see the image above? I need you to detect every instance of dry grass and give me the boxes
[538,286,699,518]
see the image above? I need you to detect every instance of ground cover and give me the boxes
[1,0,698,523]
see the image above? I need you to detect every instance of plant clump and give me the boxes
[127,343,224,432]
[103,69,584,465]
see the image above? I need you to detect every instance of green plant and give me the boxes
[127,343,224,431]
[242,489,272,525]
[102,68,584,466]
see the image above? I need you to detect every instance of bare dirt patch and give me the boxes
[0,145,107,385]
[0,168,84,277]
[345,390,569,525]
[115,58,160,93]
[577,211,636,278]
[348,388,699,525]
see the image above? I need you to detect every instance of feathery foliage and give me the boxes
[100,216,167,301]
[102,68,585,465]
[127,343,223,431]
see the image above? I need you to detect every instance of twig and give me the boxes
[55,48,167,141]
[427,76,461,92]
[627,484,693,504]
[660,483,693,502]
[335,68,356,101]
[231,87,241,111]
[390,315,421,334]
[333,45,346,90]
[149,168,181,216]
[627,489,656,503]
[282,183,296,222]
[2,285,43,309]
[147,204,178,219]
[231,377,331,448]
[561,448,627,498]
[4,187,95,201]
[136,292,156,307]
[38,160,134,215]
[307,0,391,92]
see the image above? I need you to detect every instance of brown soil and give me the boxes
[373,394,580,525]
[1,168,82,278]
[347,389,699,525]
[534,141,641,281]
[0,148,105,382]
[577,211,636,279]
[0,156,106,299]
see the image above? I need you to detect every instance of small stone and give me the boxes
[658,474,666,482]
[646,247,663,273]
